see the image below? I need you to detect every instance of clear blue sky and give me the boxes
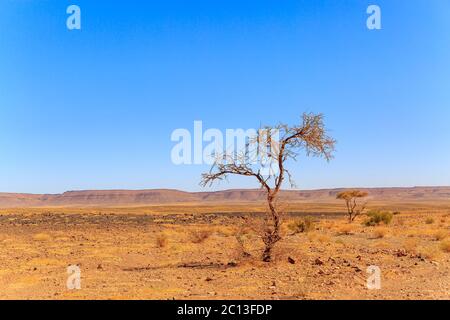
[1,0,449,194]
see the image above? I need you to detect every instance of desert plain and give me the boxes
[0,187,449,300]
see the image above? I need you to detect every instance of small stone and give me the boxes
[314,258,324,265]
[353,265,363,272]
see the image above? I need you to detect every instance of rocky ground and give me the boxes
[0,210,449,299]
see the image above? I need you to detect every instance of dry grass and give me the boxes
[372,227,389,239]
[432,230,448,241]
[402,238,419,252]
[33,233,52,242]
[155,233,168,248]
[308,232,331,244]
[416,246,441,260]
[0,205,449,300]
[188,228,212,244]
[336,224,355,235]
[440,239,450,253]
[288,217,315,234]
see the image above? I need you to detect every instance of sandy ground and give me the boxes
[0,207,449,300]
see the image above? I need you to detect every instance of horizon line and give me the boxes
[1,185,449,196]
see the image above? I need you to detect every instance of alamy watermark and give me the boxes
[67,265,81,290]
[367,5,381,30]
[64,5,380,32]
[171,121,280,176]
[66,5,81,30]
[366,265,381,290]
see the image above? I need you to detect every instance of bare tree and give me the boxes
[336,190,369,223]
[201,113,336,262]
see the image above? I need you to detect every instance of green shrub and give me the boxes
[364,210,393,226]
[289,217,314,234]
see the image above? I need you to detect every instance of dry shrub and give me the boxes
[288,217,314,234]
[321,220,337,230]
[417,246,440,260]
[425,217,434,225]
[440,240,450,253]
[215,226,235,237]
[316,234,331,244]
[155,233,168,248]
[33,233,52,242]
[364,210,393,226]
[307,232,330,244]
[233,226,253,258]
[402,238,418,252]
[337,224,355,235]
[372,227,388,239]
[189,228,212,244]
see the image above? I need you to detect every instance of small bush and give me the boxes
[155,234,168,248]
[364,210,393,226]
[288,217,314,234]
[372,227,388,239]
[337,224,355,235]
[189,229,211,244]
[425,218,434,225]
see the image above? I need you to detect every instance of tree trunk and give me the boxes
[262,195,281,262]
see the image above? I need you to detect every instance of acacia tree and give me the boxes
[201,113,336,262]
[336,190,369,223]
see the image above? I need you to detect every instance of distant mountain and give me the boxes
[0,187,449,208]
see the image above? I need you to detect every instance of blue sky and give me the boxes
[0,0,449,194]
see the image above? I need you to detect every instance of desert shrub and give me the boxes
[364,210,393,226]
[189,229,211,244]
[288,217,314,234]
[440,240,450,253]
[372,227,388,239]
[425,218,434,225]
[402,238,418,252]
[337,224,355,235]
[417,246,440,260]
[155,234,168,248]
